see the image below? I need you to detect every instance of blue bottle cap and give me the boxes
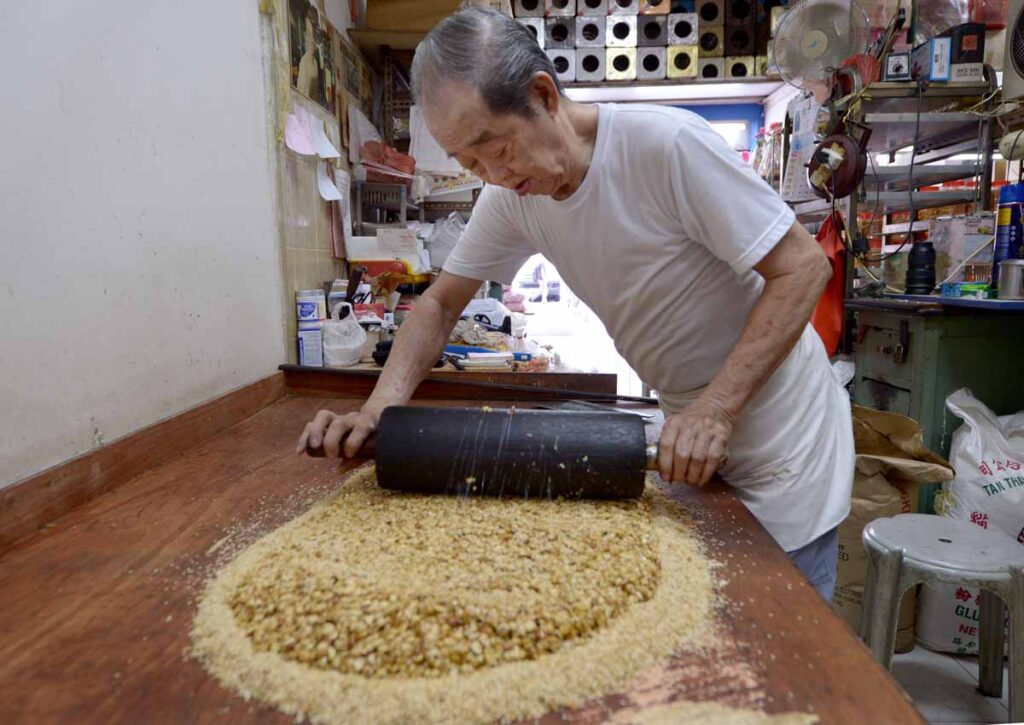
[998,182,1024,204]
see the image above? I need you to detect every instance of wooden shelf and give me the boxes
[563,75,783,89]
[350,29,425,67]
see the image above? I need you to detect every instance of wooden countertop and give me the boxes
[280,364,620,397]
[0,396,922,724]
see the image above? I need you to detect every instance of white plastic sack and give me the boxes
[916,388,1024,654]
[322,303,367,368]
[427,212,465,270]
[462,298,511,329]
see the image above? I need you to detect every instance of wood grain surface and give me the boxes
[0,396,923,725]
[282,365,619,399]
[0,373,286,555]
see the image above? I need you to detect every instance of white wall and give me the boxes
[0,1,286,488]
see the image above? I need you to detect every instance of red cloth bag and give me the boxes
[811,213,846,356]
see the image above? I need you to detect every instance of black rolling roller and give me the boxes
[375,406,649,500]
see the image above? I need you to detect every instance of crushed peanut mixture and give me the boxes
[228,471,660,678]
[191,466,793,725]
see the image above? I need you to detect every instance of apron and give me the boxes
[655,326,854,551]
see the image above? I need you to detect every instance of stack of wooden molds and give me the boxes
[512,0,787,83]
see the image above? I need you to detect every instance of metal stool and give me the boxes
[860,513,1024,720]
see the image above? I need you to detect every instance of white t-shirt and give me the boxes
[443,103,853,551]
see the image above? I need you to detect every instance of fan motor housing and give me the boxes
[772,0,870,93]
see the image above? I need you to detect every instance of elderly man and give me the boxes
[297,7,853,599]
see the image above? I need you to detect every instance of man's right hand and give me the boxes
[295,407,380,458]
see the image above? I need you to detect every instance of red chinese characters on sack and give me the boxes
[979,459,1022,475]
[955,587,972,602]
[970,511,990,529]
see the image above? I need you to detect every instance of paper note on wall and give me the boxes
[409,105,463,176]
[334,168,352,232]
[309,116,341,159]
[317,161,343,201]
[285,113,316,155]
[295,105,340,159]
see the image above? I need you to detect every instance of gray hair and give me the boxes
[411,6,563,117]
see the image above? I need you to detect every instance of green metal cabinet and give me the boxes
[848,298,1024,512]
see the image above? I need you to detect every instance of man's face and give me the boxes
[424,81,570,198]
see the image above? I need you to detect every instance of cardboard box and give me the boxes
[929,214,996,283]
[833,406,954,651]
[939,22,986,64]
[950,63,985,83]
[910,37,951,81]
[297,329,324,367]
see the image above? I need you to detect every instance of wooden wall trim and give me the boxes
[280,365,620,401]
[0,372,287,554]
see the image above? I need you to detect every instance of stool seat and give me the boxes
[865,513,1024,575]
[860,513,1024,721]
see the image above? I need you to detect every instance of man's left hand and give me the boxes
[658,399,734,486]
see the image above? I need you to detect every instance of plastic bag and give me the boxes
[427,212,466,269]
[322,303,367,368]
[811,213,845,356]
[916,388,1024,654]
[913,0,969,44]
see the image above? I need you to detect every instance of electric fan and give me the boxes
[772,0,871,99]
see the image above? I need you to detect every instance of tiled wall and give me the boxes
[271,0,357,363]
[278,96,347,363]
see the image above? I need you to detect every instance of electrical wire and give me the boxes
[865,82,924,264]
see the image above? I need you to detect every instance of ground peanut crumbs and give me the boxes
[227,471,659,678]
[191,467,799,725]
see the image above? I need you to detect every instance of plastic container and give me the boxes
[997,259,1024,299]
[296,289,327,322]
[992,183,1024,288]
[297,328,324,367]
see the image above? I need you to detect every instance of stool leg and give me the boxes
[861,545,903,670]
[978,590,1005,698]
[1010,568,1024,722]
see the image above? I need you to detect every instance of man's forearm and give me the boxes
[363,294,460,414]
[702,228,831,420]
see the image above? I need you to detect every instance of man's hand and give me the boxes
[296,407,380,458]
[658,399,734,486]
